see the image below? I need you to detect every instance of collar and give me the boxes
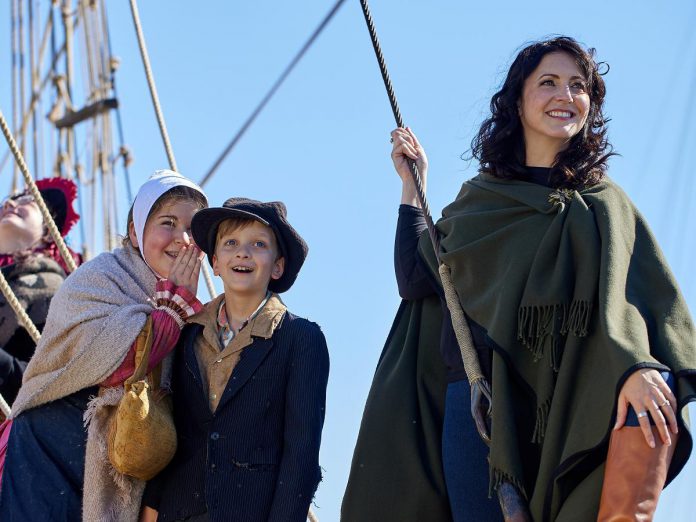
[217,291,271,334]
[191,292,287,349]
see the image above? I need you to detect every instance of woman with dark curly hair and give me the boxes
[343,36,696,522]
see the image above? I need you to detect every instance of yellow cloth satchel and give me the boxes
[107,316,177,480]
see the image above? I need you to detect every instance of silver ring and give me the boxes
[637,411,648,418]
[659,400,670,408]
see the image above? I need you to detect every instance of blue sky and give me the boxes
[2,1,695,520]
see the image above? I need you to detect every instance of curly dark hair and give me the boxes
[470,36,614,189]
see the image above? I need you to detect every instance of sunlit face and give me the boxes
[0,194,45,253]
[213,220,284,299]
[519,52,591,157]
[129,199,201,278]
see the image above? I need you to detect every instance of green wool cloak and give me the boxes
[342,296,452,522]
[343,173,696,522]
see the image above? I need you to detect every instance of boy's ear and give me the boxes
[128,221,139,248]
[271,257,285,281]
[212,254,219,276]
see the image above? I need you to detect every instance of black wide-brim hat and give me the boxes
[191,197,308,293]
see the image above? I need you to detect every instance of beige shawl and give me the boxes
[12,245,157,521]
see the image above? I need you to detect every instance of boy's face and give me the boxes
[213,220,285,298]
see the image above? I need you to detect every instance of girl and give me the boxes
[0,177,82,405]
[0,170,207,521]
[344,37,696,522]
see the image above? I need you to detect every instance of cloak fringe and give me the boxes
[517,300,592,364]
[532,397,552,443]
[489,466,528,501]
[562,300,592,337]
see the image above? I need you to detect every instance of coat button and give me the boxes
[211,432,220,440]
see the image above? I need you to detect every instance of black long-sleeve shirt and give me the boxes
[395,204,490,381]
[394,167,554,382]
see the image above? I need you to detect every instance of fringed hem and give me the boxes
[84,387,123,427]
[489,467,528,501]
[562,300,592,337]
[532,398,552,443]
[517,300,592,366]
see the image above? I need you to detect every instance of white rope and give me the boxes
[127,0,216,299]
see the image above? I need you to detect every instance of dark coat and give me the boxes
[0,257,65,404]
[145,310,329,522]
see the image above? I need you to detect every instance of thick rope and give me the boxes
[0,270,41,344]
[358,0,487,385]
[199,0,347,188]
[0,108,78,273]
[127,0,216,299]
[127,0,177,172]
[358,0,438,254]
[439,265,486,385]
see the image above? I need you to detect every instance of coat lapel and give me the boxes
[182,324,205,392]
[216,336,273,411]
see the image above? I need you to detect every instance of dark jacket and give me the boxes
[144,309,330,522]
[0,257,66,404]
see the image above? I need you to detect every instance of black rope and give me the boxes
[358,0,440,256]
[199,0,347,188]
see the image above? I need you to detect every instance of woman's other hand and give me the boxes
[390,127,428,207]
[614,368,678,447]
[167,244,204,296]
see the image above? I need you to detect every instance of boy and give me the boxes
[142,198,330,522]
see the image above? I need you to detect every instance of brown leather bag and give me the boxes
[107,316,177,480]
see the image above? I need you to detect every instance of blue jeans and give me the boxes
[442,380,504,522]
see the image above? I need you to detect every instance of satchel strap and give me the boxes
[124,315,156,387]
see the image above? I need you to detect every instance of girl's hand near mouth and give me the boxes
[168,244,204,296]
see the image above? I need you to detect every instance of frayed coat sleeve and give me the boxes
[266,321,330,522]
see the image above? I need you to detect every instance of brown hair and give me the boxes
[214,217,281,260]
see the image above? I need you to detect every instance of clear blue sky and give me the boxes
[3,1,695,520]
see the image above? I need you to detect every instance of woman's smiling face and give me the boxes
[518,51,590,158]
[130,199,201,278]
[0,194,45,253]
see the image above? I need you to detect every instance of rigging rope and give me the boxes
[127,0,177,172]
[0,109,78,273]
[199,0,347,188]
[357,0,487,390]
[102,0,134,203]
[127,0,217,299]
[0,271,41,345]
